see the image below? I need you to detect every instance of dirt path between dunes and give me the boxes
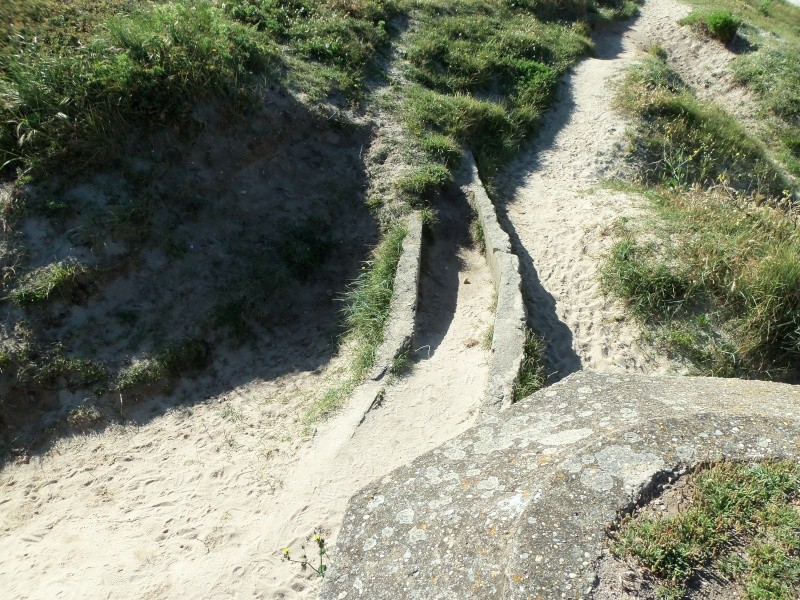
[0,193,493,599]
[496,0,692,382]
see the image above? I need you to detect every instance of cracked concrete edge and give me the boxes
[369,211,423,383]
[459,152,527,417]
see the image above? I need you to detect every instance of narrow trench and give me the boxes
[370,186,494,422]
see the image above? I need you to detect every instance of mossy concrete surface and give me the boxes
[320,371,800,599]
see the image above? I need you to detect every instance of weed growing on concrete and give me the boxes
[612,460,800,600]
[343,225,407,376]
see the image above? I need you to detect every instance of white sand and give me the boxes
[0,193,492,599]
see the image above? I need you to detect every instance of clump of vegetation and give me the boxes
[0,0,275,171]
[305,225,407,424]
[513,326,547,401]
[470,216,486,254]
[603,185,800,379]
[612,460,800,600]
[615,56,791,200]
[400,0,604,178]
[282,531,328,578]
[67,403,103,428]
[734,43,800,176]
[117,338,208,392]
[680,10,742,43]
[342,225,407,375]
[395,164,453,204]
[682,0,800,176]
[8,260,91,306]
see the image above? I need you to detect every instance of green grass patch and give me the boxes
[1,0,276,171]
[0,0,402,173]
[616,56,791,200]
[602,186,800,379]
[343,224,407,375]
[304,224,407,424]
[680,0,800,177]
[680,10,742,43]
[116,337,208,392]
[399,0,604,177]
[612,460,800,600]
[395,163,453,204]
[8,259,90,306]
[512,326,547,402]
[470,216,486,254]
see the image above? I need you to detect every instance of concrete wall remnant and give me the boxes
[459,152,527,417]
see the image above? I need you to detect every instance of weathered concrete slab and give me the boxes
[459,153,527,416]
[320,372,800,599]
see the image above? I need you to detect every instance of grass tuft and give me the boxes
[680,10,742,44]
[395,163,453,205]
[8,260,90,306]
[117,338,208,392]
[513,326,546,402]
[612,460,800,600]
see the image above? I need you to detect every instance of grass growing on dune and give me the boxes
[615,56,791,200]
[680,0,800,177]
[612,460,800,600]
[606,51,799,380]
[400,0,618,179]
[603,184,800,379]
[304,225,407,424]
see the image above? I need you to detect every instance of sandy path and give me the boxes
[0,193,492,599]
[263,187,493,596]
[496,0,689,381]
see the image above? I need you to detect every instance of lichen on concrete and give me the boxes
[320,371,800,599]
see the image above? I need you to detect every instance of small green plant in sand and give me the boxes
[282,531,328,578]
[611,460,800,600]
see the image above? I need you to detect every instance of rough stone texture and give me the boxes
[319,371,800,600]
[459,153,527,416]
[370,212,424,381]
